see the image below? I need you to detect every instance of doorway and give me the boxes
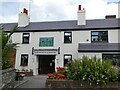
[38,55,55,74]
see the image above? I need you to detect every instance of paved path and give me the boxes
[16,75,48,88]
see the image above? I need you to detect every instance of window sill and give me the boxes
[20,65,28,67]
[64,42,72,44]
[22,43,29,44]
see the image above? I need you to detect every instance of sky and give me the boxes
[0,0,119,23]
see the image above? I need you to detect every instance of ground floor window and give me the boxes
[64,54,72,66]
[20,54,28,66]
[102,54,120,66]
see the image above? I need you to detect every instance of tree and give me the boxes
[0,26,18,69]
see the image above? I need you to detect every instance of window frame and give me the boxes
[64,32,72,43]
[64,54,72,66]
[22,33,30,44]
[20,54,29,66]
[91,31,108,43]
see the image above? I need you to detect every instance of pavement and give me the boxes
[14,75,48,89]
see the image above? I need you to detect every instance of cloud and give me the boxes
[0,0,119,23]
[0,15,18,23]
[84,0,118,19]
[30,0,118,21]
[30,0,77,21]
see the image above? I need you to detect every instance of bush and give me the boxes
[1,26,18,69]
[117,69,120,81]
[67,56,119,84]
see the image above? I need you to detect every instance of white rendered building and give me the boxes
[2,6,120,75]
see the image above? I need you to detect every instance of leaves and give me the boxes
[1,26,18,69]
[67,56,119,84]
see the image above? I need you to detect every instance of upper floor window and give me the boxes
[64,32,72,43]
[22,33,30,44]
[20,54,28,66]
[39,37,54,47]
[91,31,108,42]
[64,54,72,66]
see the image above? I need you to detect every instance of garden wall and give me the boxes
[0,68,15,90]
[46,79,120,90]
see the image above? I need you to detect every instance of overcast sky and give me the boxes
[0,0,119,23]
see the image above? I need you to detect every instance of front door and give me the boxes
[38,55,55,74]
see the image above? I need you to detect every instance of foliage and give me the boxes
[117,69,120,81]
[67,56,119,84]
[1,26,18,69]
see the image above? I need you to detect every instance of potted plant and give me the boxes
[26,69,33,76]
[18,73,25,81]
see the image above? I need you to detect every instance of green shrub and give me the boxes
[67,56,119,84]
[117,69,120,81]
[1,26,18,69]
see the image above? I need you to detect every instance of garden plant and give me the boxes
[48,56,120,85]
[0,26,18,69]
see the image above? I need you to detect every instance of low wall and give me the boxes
[46,79,120,90]
[0,68,15,90]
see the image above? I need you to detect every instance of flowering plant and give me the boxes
[30,69,33,72]
[56,67,62,73]
[18,73,25,77]
[47,67,68,80]
[47,73,66,80]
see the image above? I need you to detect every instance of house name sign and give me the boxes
[32,47,60,55]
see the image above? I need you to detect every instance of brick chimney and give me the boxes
[18,8,29,27]
[77,5,86,25]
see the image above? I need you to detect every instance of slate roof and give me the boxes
[1,18,120,32]
[78,43,120,52]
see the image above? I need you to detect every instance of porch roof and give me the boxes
[78,43,120,52]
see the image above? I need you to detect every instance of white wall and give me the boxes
[108,30,120,43]
[12,28,119,75]
[78,53,102,59]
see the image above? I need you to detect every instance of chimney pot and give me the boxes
[26,9,28,15]
[78,5,81,11]
[23,8,26,13]
[23,8,28,15]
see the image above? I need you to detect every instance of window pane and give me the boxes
[23,38,29,43]
[65,33,71,36]
[91,31,108,42]
[64,55,72,59]
[92,32,99,35]
[102,54,120,66]
[99,31,108,42]
[92,36,98,41]
[21,54,28,66]
[64,32,72,43]
[64,55,72,66]
[22,33,29,44]
[23,34,29,37]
